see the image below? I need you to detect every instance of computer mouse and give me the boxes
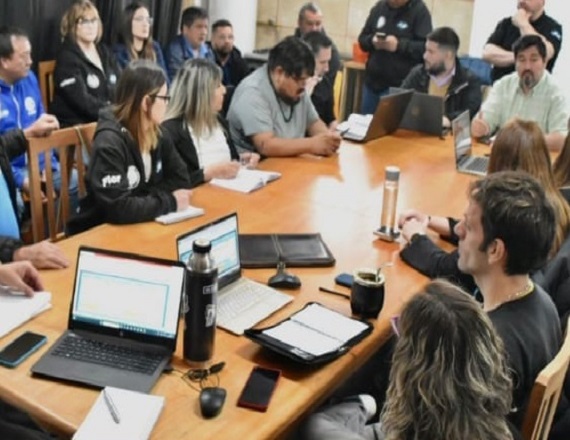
[268,272,302,289]
[199,386,227,419]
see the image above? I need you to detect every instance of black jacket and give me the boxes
[50,38,120,127]
[67,110,191,235]
[0,129,27,262]
[401,59,482,120]
[358,0,432,92]
[208,44,250,88]
[161,115,239,188]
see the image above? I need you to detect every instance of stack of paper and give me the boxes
[211,168,281,193]
[337,114,373,139]
[73,387,164,440]
[0,290,51,337]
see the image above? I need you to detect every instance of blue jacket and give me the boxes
[0,72,57,188]
[165,35,214,81]
[113,41,168,81]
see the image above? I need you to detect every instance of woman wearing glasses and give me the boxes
[113,1,167,76]
[162,59,259,188]
[50,0,120,127]
[67,60,192,235]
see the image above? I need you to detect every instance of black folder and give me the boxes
[244,302,372,365]
[239,234,335,268]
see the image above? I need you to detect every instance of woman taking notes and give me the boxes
[67,60,192,235]
[162,59,259,188]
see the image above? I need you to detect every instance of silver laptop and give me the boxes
[176,213,293,335]
[32,247,185,392]
[390,87,444,136]
[452,110,488,176]
[340,90,413,142]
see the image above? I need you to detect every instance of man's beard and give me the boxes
[426,61,446,76]
[279,92,302,106]
[520,71,537,89]
[215,45,232,57]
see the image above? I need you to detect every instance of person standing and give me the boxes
[358,0,432,114]
[483,0,562,83]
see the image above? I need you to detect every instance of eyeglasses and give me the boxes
[181,361,225,391]
[77,17,99,26]
[152,94,171,103]
[133,16,154,25]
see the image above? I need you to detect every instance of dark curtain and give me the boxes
[0,0,182,73]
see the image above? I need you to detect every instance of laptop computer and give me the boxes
[176,213,293,335]
[32,247,185,392]
[339,90,413,142]
[452,110,488,176]
[389,87,444,136]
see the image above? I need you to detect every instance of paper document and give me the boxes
[73,387,164,440]
[211,168,281,193]
[0,291,51,338]
[263,303,369,356]
[337,114,373,139]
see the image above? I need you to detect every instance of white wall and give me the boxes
[469,1,570,108]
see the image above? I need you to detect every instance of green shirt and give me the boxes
[481,71,568,136]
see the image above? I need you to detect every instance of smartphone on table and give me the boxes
[0,331,47,368]
[237,366,281,412]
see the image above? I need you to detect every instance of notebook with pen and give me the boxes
[244,302,373,364]
[31,247,185,393]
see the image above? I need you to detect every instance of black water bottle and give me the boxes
[184,239,218,365]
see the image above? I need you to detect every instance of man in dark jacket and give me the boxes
[358,0,432,114]
[401,27,482,128]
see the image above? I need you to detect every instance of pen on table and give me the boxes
[103,388,121,424]
[319,286,350,299]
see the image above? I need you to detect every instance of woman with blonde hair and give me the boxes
[302,280,514,440]
[50,0,120,127]
[553,132,570,202]
[162,58,259,187]
[398,118,570,292]
[113,1,167,75]
[67,60,192,235]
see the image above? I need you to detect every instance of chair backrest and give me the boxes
[27,126,88,242]
[38,60,56,110]
[522,316,570,440]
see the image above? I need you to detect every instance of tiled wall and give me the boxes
[256,0,475,56]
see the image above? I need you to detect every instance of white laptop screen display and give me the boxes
[71,250,184,339]
[453,111,472,165]
[177,214,240,289]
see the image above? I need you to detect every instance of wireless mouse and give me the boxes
[199,386,227,419]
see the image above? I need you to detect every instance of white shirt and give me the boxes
[188,124,232,167]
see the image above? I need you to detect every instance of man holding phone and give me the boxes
[358,0,432,114]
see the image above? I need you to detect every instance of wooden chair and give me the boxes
[522,316,570,440]
[38,60,56,110]
[27,126,88,242]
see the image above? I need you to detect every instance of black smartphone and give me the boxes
[0,331,47,368]
[375,32,386,39]
[335,273,354,288]
[237,366,281,412]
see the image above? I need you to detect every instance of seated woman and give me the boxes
[50,0,121,127]
[162,58,259,188]
[553,132,570,203]
[113,1,167,76]
[301,280,515,440]
[67,60,192,235]
[399,118,570,293]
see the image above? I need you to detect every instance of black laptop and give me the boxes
[389,87,444,136]
[32,246,185,392]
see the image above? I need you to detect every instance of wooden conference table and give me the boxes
[0,131,480,439]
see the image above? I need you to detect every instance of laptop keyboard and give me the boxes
[466,156,488,173]
[217,279,293,335]
[53,335,164,375]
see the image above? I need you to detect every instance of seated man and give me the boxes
[208,19,249,88]
[294,2,341,87]
[401,26,482,128]
[303,31,337,130]
[483,0,562,83]
[0,128,68,269]
[472,34,567,151]
[165,6,214,81]
[227,36,341,157]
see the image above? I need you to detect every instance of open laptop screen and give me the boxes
[71,248,184,339]
[452,110,472,164]
[177,213,241,289]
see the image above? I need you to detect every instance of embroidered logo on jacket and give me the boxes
[376,16,386,29]
[24,97,37,116]
[396,21,409,30]
[101,174,121,187]
[86,74,100,89]
[127,165,140,189]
